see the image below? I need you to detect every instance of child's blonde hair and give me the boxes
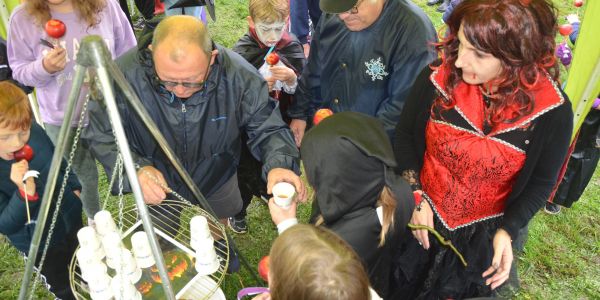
[26,0,106,27]
[0,82,32,130]
[269,225,371,300]
[249,0,289,23]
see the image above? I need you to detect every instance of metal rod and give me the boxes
[81,35,176,299]
[18,64,86,300]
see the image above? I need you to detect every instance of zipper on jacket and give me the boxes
[181,102,188,168]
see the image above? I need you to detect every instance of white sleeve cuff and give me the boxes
[277,218,298,234]
[282,79,298,94]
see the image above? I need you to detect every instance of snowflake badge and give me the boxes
[364,57,389,81]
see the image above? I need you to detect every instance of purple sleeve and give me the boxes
[108,0,138,57]
[7,7,55,87]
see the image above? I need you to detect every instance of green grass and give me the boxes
[2,0,598,299]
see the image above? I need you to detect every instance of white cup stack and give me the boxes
[107,248,142,284]
[272,182,296,209]
[111,273,142,300]
[131,231,156,268]
[80,261,108,284]
[194,240,220,275]
[190,215,213,251]
[94,210,119,237]
[87,270,113,300]
[77,226,105,261]
[190,215,219,275]
[76,248,108,283]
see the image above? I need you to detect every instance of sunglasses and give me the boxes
[155,63,211,90]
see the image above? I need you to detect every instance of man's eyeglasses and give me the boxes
[340,0,363,14]
[155,63,211,90]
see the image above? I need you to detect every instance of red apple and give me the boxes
[574,0,583,7]
[45,19,66,39]
[558,24,573,36]
[313,108,334,125]
[14,144,34,162]
[258,256,270,282]
[266,52,280,66]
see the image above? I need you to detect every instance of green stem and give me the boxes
[408,223,468,267]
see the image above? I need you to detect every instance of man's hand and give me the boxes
[136,166,168,205]
[269,65,297,86]
[267,168,306,203]
[289,119,306,147]
[10,160,36,195]
[42,47,67,74]
[268,197,297,226]
[410,197,434,250]
[482,228,513,290]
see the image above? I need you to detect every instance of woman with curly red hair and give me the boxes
[392,0,573,298]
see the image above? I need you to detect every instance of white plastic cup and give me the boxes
[101,231,124,252]
[190,215,213,250]
[131,231,156,269]
[111,248,142,284]
[76,247,103,270]
[77,226,102,250]
[111,274,142,300]
[94,210,118,236]
[81,261,108,283]
[88,272,113,300]
[194,241,219,275]
[272,182,296,209]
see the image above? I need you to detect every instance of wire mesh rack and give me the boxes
[69,200,228,299]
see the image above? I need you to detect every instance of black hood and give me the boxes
[301,112,414,225]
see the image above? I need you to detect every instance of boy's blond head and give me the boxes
[249,0,289,23]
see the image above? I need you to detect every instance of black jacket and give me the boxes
[105,43,300,204]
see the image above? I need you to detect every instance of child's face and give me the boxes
[254,19,287,47]
[0,125,30,161]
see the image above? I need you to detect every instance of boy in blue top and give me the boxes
[0,81,83,300]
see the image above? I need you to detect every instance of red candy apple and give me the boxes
[558,24,573,36]
[574,0,583,7]
[45,19,66,39]
[266,52,280,66]
[313,108,334,125]
[14,144,34,162]
[258,255,270,282]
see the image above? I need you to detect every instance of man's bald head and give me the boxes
[152,15,213,60]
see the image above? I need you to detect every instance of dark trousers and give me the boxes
[36,218,83,300]
[290,0,322,44]
[119,0,156,27]
[235,136,266,219]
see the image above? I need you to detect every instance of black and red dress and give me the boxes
[391,64,573,299]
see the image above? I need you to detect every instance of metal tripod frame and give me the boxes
[18,35,257,300]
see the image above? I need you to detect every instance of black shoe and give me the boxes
[427,0,443,6]
[437,0,450,12]
[214,239,240,274]
[228,216,248,234]
[544,202,561,215]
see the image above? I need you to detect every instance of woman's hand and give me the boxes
[42,47,67,74]
[410,196,433,249]
[482,228,513,289]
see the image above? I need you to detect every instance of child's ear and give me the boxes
[247,16,254,28]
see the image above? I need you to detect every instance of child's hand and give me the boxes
[10,160,36,195]
[269,65,296,86]
[42,47,67,74]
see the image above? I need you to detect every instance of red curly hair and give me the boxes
[435,0,559,125]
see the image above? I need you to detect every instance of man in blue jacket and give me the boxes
[288,0,437,144]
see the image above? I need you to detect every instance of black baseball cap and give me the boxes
[319,0,359,13]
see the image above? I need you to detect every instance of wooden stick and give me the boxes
[408,223,468,267]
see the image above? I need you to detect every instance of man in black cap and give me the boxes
[287,0,436,145]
